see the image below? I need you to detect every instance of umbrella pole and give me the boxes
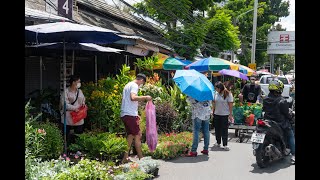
[95,55,98,84]
[63,40,67,155]
[72,50,75,75]
[40,56,43,91]
[168,71,169,86]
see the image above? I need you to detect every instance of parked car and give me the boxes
[259,75,292,98]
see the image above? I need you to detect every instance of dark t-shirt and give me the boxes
[242,84,261,103]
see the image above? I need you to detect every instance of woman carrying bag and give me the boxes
[60,75,86,145]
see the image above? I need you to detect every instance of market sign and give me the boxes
[58,0,73,20]
[267,31,295,55]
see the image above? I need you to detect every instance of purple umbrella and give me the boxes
[218,69,249,80]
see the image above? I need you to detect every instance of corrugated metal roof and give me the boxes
[74,10,172,51]
[25,7,72,22]
[77,0,153,29]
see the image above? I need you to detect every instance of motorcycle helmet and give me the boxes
[268,79,284,94]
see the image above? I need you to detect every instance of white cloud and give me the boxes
[278,0,295,31]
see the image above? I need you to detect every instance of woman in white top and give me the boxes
[213,81,234,150]
[60,75,86,145]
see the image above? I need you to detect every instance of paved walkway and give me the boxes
[154,130,295,180]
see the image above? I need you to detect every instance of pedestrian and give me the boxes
[120,73,152,162]
[186,96,212,157]
[60,75,86,145]
[238,75,261,103]
[213,81,234,150]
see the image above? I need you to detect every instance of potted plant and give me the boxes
[243,110,255,126]
[122,156,160,177]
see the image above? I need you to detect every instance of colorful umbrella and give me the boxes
[239,65,255,76]
[218,69,248,80]
[186,57,239,72]
[173,70,215,102]
[163,57,192,70]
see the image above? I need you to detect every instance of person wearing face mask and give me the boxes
[60,74,86,145]
[121,73,152,162]
[238,75,261,103]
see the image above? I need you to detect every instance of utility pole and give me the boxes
[251,0,258,64]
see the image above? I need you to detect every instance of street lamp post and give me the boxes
[251,0,258,64]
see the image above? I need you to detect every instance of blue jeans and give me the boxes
[191,117,210,152]
[286,128,295,155]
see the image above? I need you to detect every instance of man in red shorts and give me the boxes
[120,73,152,161]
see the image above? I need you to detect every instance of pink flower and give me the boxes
[63,154,67,157]
[66,157,70,161]
[74,155,79,159]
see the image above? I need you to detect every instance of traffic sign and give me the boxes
[248,63,256,70]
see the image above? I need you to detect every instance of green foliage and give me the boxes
[54,159,112,180]
[219,0,290,66]
[69,132,128,161]
[168,84,192,132]
[122,156,160,174]
[142,132,193,159]
[114,168,153,180]
[25,101,45,159]
[155,101,178,133]
[32,121,64,160]
[205,10,241,56]
[135,56,159,75]
[26,159,71,180]
[81,65,133,132]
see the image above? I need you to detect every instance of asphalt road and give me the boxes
[154,130,295,180]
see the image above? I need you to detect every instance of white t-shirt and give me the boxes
[120,81,139,117]
[214,92,234,116]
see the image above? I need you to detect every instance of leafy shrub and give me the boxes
[54,159,112,180]
[114,168,153,180]
[25,101,45,159]
[32,121,64,160]
[26,159,71,180]
[142,132,193,160]
[69,132,128,161]
[122,156,160,174]
[155,101,178,133]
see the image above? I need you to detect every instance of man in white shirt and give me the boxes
[121,74,152,161]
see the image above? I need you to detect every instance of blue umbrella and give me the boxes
[25,22,122,155]
[173,70,215,102]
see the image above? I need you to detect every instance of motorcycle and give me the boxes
[251,109,294,168]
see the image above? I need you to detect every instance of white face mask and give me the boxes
[77,82,81,89]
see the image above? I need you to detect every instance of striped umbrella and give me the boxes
[186,57,239,72]
[163,57,192,70]
[238,64,255,76]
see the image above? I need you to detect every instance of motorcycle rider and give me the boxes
[262,79,295,164]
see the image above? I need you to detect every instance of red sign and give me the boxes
[279,34,289,43]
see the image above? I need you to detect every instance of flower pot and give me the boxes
[152,168,159,177]
[245,114,255,126]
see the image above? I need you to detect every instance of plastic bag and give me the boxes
[70,105,88,124]
[145,101,158,152]
[233,107,245,124]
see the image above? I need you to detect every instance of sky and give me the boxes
[106,0,295,31]
[279,0,295,31]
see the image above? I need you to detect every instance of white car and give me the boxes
[259,75,292,98]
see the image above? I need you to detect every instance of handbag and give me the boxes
[70,105,88,124]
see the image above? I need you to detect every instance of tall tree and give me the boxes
[133,0,240,59]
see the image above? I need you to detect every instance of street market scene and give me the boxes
[25,0,295,179]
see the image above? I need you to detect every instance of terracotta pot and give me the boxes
[245,114,255,126]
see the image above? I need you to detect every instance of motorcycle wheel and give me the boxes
[256,140,270,168]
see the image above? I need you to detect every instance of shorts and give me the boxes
[121,115,140,135]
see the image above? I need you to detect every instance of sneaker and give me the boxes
[187,151,198,157]
[222,146,230,151]
[201,150,209,155]
[214,143,221,147]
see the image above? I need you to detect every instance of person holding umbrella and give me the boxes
[172,70,215,157]
[186,96,213,157]
[213,81,234,150]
